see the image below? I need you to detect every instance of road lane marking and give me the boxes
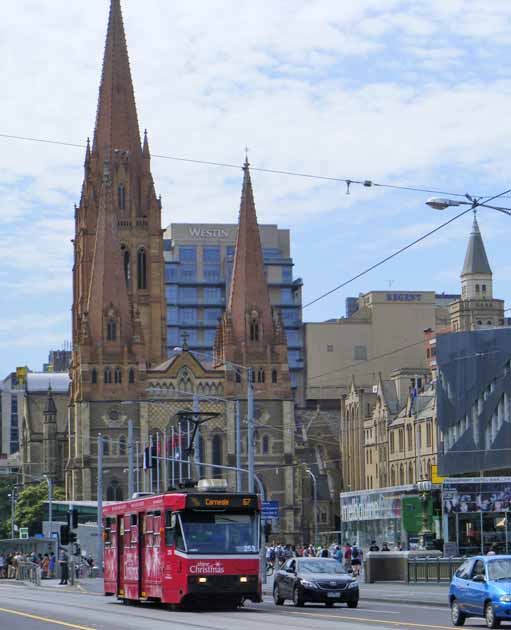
[285,610,453,629]
[0,607,96,630]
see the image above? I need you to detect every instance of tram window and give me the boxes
[130,514,138,546]
[175,519,185,552]
[165,511,176,546]
[144,513,154,547]
[103,517,112,546]
[153,511,161,548]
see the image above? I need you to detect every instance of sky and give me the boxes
[2,0,511,375]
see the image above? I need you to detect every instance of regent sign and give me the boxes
[386,293,423,302]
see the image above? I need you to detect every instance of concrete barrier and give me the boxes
[365,550,442,583]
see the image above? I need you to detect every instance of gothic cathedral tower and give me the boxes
[69,0,167,499]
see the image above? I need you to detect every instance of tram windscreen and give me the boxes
[180,511,258,554]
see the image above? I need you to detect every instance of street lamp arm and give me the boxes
[479,203,511,217]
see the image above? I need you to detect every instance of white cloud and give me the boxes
[2,0,511,372]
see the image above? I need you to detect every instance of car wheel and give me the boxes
[347,600,358,609]
[293,586,305,607]
[273,585,284,606]
[450,599,466,626]
[485,602,501,629]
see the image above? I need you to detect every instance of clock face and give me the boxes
[104,407,125,428]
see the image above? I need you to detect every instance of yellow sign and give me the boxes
[432,465,445,485]
[16,367,27,385]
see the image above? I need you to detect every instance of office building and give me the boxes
[163,222,304,400]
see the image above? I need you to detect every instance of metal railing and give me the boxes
[407,556,465,583]
[15,561,41,586]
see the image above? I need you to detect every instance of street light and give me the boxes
[426,196,511,217]
[304,468,318,546]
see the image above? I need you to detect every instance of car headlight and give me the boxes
[500,595,511,602]
[348,581,358,589]
[300,580,318,589]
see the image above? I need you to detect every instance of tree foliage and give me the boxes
[15,481,65,536]
[0,475,17,538]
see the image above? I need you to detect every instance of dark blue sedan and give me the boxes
[449,555,511,627]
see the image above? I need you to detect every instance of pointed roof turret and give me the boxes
[93,0,142,161]
[227,158,274,340]
[44,386,57,416]
[462,213,492,276]
[86,161,132,344]
[143,129,150,159]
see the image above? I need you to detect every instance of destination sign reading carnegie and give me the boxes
[186,494,258,510]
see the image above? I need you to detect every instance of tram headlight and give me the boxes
[198,577,208,583]
[240,576,248,583]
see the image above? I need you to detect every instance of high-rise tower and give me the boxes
[449,213,504,332]
[69,0,167,499]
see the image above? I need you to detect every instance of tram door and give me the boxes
[117,515,125,597]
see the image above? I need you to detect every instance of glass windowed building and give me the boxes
[163,223,304,401]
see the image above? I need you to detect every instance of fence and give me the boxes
[406,557,465,583]
[15,561,41,586]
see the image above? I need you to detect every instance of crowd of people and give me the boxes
[0,551,57,579]
[266,541,382,576]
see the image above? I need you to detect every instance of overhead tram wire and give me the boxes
[0,131,505,200]
[303,185,511,310]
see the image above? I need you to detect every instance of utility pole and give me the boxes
[193,394,201,480]
[235,400,242,492]
[47,477,53,538]
[10,490,16,539]
[97,434,103,577]
[247,368,255,494]
[128,419,134,498]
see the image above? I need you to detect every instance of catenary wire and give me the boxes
[0,131,507,200]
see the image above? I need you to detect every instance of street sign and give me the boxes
[19,527,29,539]
[262,500,279,519]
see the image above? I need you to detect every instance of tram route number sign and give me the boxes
[262,501,279,520]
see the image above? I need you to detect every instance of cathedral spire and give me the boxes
[92,0,142,161]
[86,161,132,345]
[227,158,273,341]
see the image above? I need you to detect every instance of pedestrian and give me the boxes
[351,543,362,577]
[41,554,49,579]
[320,545,329,558]
[487,543,498,556]
[58,548,69,585]
[49,552,56,578]
[343,543,352,571]
[369,540,380,552]
[381,542,390,552]
[334,545,343,563]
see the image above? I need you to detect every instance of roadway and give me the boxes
[0,581,490,630]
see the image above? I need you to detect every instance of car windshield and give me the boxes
[488,559,511,581]
[299,559,347,574]
[179,511,258,554]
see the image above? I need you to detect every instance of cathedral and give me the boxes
[64,0,302,538]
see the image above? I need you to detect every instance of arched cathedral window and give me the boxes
[107,319,116,341]
[118,184,126,210]
[137,248,147,290]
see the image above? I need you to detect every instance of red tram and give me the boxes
[102,479,261,608]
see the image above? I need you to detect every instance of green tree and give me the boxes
[0,474,17,538]
[15,481,65,536]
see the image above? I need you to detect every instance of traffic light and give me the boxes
[69,531,77,544]
[143,447,152,469]
[263,521,272,542]
[60,524,70,545]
